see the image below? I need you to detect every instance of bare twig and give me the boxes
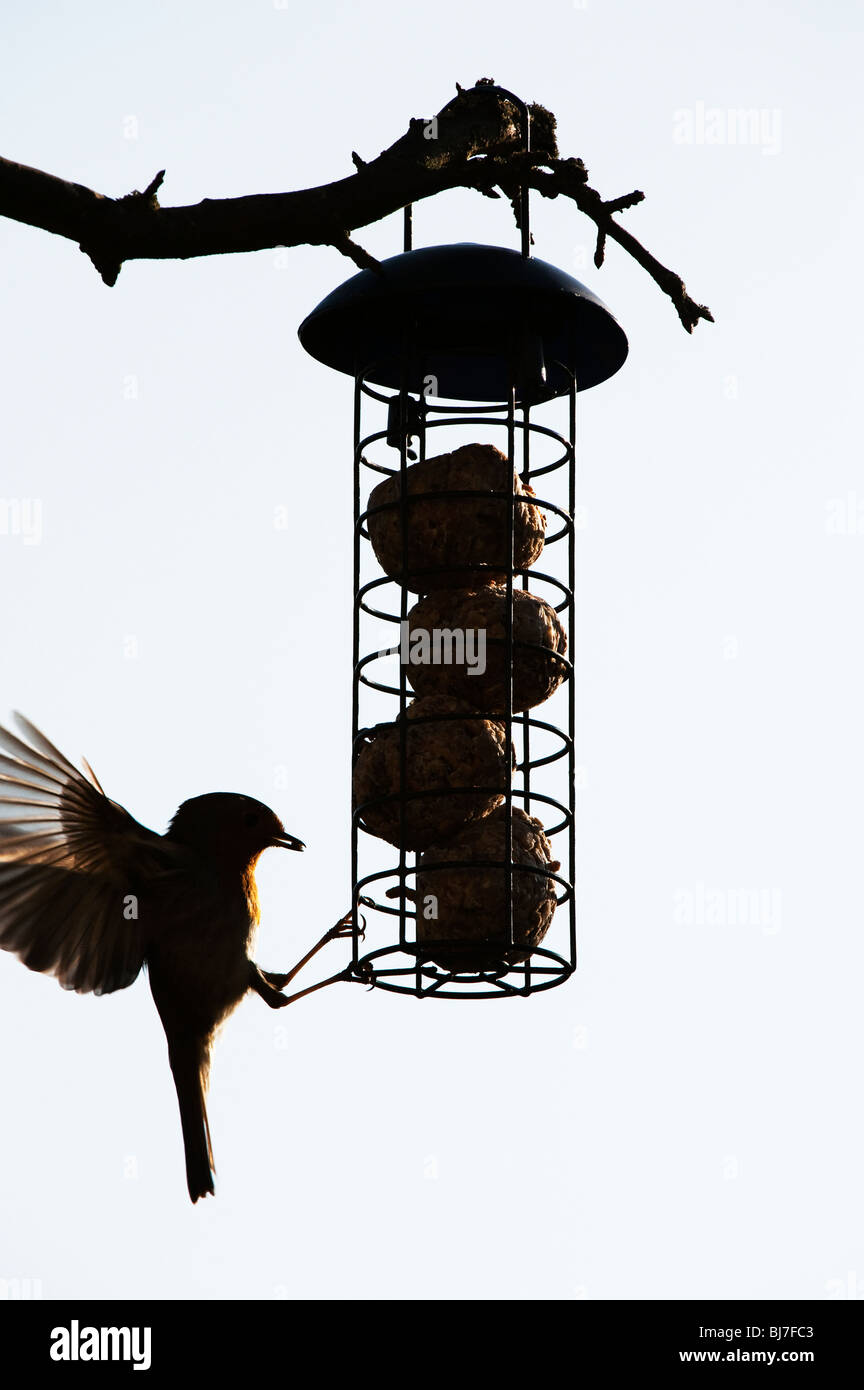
[331,232,381,273]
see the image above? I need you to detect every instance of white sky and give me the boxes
[1,0,862,1300]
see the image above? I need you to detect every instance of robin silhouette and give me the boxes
[0,713,354,1202]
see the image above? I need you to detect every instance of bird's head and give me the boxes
[166,793,304,868]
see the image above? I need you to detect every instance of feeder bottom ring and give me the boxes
[346,943,574,999]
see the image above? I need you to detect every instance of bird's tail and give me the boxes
[167,1036,215,1203]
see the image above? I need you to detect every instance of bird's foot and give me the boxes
[324,909,364,945]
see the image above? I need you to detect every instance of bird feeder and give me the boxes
[299,95,627,999]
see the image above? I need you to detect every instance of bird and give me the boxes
[0,712,354,1202]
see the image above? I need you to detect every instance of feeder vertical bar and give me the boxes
[395,328,417,993]
[351,372,363,974]
[521,401,532,820]
[568,374,577,970]
[521,400,532,994]
[506,381,516,961]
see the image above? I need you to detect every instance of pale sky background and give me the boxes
[1,0,862,1301]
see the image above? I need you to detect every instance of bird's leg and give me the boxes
[270,968,354,1008]
[256,909,361,991]
[248,961,292,1009]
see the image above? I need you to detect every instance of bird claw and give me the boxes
[325,909,365,944]
[353,960,374,988]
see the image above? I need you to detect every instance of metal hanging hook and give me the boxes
[401,84,532,258]
[485,84,532,259]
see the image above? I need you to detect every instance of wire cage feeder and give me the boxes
[299,106,627,999]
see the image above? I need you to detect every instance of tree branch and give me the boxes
[0,79,712,330]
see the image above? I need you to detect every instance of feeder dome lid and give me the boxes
[298,242,628,402]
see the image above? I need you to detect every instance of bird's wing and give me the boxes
[0,713,183,995]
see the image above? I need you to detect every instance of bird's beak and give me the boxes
[271,833,305,852]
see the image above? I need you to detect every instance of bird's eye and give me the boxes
[243,811,260,828]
